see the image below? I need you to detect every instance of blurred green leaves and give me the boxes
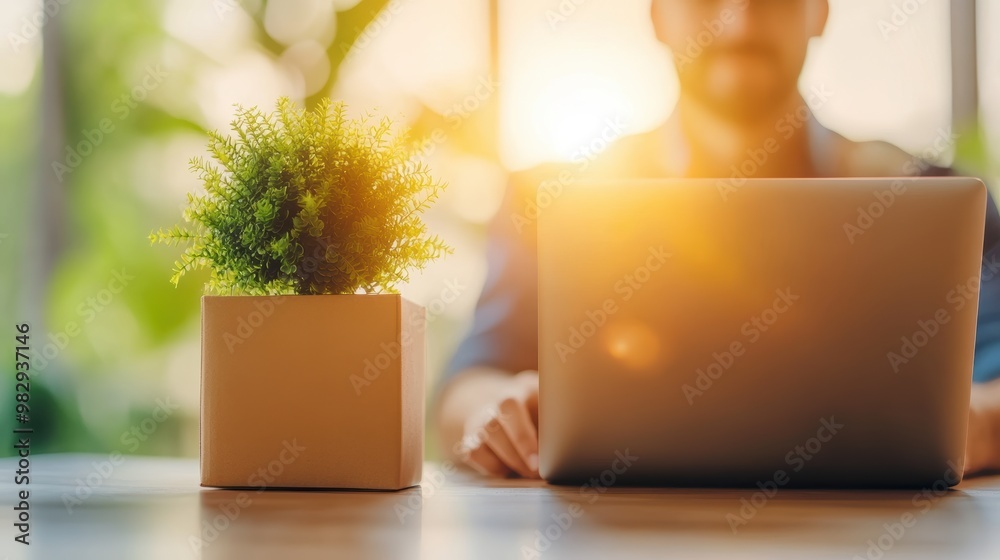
[2,0,400,457]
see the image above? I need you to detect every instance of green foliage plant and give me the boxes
[151,98,450,295]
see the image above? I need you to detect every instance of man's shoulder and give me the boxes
[827,131,940,177]
[507,125,949,188]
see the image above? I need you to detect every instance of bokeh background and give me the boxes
[1,0,998,458]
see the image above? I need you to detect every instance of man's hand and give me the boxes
[458,370,540,478]
[438,369,540,478]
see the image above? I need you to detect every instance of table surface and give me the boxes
[2,454,1000,560]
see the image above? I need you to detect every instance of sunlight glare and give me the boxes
[603,319,663,372]
[530,73,629,162]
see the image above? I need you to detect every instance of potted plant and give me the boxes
[151,98,448,490]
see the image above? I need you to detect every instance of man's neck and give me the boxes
[667,91,820,179]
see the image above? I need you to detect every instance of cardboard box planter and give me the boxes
[200,294,424,490]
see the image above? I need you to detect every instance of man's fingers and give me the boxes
[454,371,542,479]
[462,441,512,478]
[483,417,536,478]
[497,396,540,474]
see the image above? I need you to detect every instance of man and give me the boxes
[436,0,1000,478]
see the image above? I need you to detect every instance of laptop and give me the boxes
[537,177,986,487]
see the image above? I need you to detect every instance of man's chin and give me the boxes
[694,92,790,125]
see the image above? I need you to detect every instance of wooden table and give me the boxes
[2,454,999,559]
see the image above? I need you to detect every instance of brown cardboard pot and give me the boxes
[200,294,424,490]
